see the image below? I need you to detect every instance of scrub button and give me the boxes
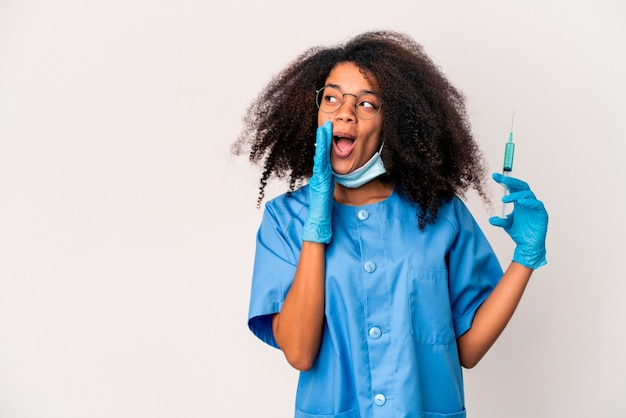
[357,209,369,220]
[374,393,386,406]
[369,326,382,339]
[363,261,376,273]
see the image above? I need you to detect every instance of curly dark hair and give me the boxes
[232,30,490,230]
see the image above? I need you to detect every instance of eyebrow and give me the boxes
[325,83,378,96]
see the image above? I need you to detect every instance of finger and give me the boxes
[312,121,332,176]
[492,172,530,192]
[315,120,333,155]
[502,189,536,204]
[515,195,546,212]
[489,215,511,228]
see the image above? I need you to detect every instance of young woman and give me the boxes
[233,30,548,418]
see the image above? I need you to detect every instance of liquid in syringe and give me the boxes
[501,112,515,217]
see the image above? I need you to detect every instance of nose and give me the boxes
[334,93,357,122]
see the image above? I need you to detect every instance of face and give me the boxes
[317,62,383,175]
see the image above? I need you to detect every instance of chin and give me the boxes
[332,165,352,175]
[331,160,355,175]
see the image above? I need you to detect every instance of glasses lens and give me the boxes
[316,87,342,114]
[355,93,381,120]
[315,86,382,120]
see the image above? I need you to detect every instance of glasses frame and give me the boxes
[315,86,383,120]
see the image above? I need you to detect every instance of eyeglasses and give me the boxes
[315,86,382,120]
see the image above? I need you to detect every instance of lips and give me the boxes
[332,132,356,158]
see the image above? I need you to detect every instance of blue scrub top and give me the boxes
[248,186,503,418]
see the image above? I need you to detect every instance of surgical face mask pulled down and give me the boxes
[332,143,387,188]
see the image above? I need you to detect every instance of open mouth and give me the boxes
[333,134,356,158]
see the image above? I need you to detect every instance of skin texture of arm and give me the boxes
[456,262,533,368]
[272,241,326,371]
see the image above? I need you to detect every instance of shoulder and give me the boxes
[261,185,310,228]
[264,185,309,212]
[435,196,478,232]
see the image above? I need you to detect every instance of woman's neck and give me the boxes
[333,178,393,206]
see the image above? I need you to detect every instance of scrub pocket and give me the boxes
[295,408,360,418]
[422,410,466,418]
[408,269,455,344]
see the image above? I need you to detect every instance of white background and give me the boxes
[1,1,624,417]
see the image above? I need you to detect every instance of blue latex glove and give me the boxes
[489,173,548,269]
[302,121,334,243]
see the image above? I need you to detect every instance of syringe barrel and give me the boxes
[503,140,515,172]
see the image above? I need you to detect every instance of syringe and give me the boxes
[501,112,515,217]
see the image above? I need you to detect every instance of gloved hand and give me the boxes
[489,173,548,269]
[302,120,334,243]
